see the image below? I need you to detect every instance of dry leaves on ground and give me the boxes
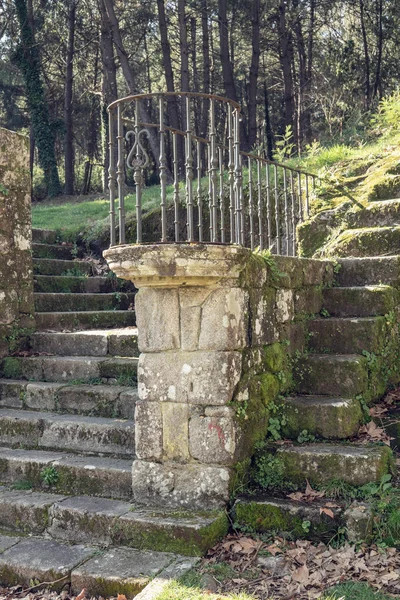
[287,480,325,502]
[357,420,393,445]
[205,535,400,599]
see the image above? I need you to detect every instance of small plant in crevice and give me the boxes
[320,308,331,318]
[297,429,316,444]
[251,442,288,491]
[40,465,59,486]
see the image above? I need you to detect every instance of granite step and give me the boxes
[0,487,227,556]
[234,495,344,541]
[295,353,383,401]
[0,380,137,419]
[0,355,138,384]
[0,409,135,457]
[346,199,400,229]
[34,292,135,312]
[321,226,400,258]
[32,228,58,244]
[0,532,190,597]
[322,285,397,317]
[35,310,137,331]
[308,316,387,354]
[336,256,400,287]
[31,328,139,357]
[0,447,133,499]
[276,443,393,486]
[32,243,75,261]
[283,395,363,439]
[34,274,133,294]
[33,258,93,276]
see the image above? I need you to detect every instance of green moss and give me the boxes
[0,357,23,379]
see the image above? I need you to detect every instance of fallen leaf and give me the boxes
[292,564,309,584]
[320,507,335,519]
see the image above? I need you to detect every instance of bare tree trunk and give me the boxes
[217,0,238,102]
[263,80,274,160]
[200,0,210,138]
[82,43,100,195]
[102,0,161,168]
[359,0,371,110]
[178,0,189,129]
[292,0,306,150]
[304,0,315,143]
[248,0,260,149]
[99,0,117,192]
[278,0,296,141]
[64,0,76,195]
[373,0,383,99]
[190,15,200,134]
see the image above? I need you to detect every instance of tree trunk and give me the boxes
[200,0,210,138]
[304,0,315,143]
[178,0,189,128]
[263,81,274,160]
[217,0,238,102]
[82,43,100,195]
[373,0,383,99]
[99,0,118,192]
[13,0,61,197]
[102,0,161,169]
[359,0,371,110]
[248,0,260,149]
[156,0,180,131]
[64,0,76,195]
[277,0,296,141]
[292,0,307,149]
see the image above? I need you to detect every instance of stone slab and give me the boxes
[295,354,369,397]
[308,317,387,354]
[35,310,136,332]
[33,258,93,277]
[0,533,22,552]
[71,547,174,598]
[336,256,400,287]
[0,488,67,534]
[134,557,200,600]
[0,537,95,588]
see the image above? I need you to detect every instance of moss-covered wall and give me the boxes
[0,128,35,358]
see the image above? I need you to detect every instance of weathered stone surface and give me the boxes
[284,396,363,439]
[32,243,73,261]
[308,317,387,354]
[198,288,248,350]
[33,258,92,277]
[34,292,135,313]
[32,228,57,244]
[234,496,343,540]
[0,533,21,552]
[162,403,189,461]
[48,496,130,545]
[56,385,121,417]
[320,226,400,258]
[135,288,180,351]
[71,547,174,598]
[344,502,373,542]
[0,380,26,409]
[35,310,136,332]
[275,289,294,323]
[135,401,163,460]
[295,354,369,397]
[179,288,212,351]
[0,489,66,534]
[26,382,65,411]
[189,412,239,464]
[112,508,228,556]
[132,460,231,508]
[346,199,400,229]
[138,351,242,405]
[294,287,323,315]
[336,256,400,287]
[0,448,133,500]
[134,557,200,600]
[322,285,397,317]
[0,538,94,588]
[31,331,108,357]
[278,443,393,485]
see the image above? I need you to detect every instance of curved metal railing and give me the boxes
[107,91,317,255]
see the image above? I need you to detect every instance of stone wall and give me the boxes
[104,244,334,509]
[0,128,35,358]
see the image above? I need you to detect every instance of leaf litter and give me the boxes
[203,535,400,599]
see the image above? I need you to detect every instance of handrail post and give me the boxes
[233,109,242,245]
[108,107,116,247]
[274,164,280,255]
[185,96,194,242]
[248,157,254,250]
[228,105,235,244]
[159,96,168,243]
[219,146,225,243]
[209,99,218,242]
[197,139,203,242]
[173,132,180,242]
[134,99,142,244]
[116,104,125,244]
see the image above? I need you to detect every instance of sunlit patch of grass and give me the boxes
[324,581,394,599]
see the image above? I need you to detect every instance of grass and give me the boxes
[324,581,395,599]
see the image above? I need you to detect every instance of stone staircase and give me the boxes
[0,229,221,595]
[235,199,400,539]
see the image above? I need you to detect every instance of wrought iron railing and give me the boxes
[107,92,317,255]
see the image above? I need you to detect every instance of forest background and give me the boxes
[0,0,398,201]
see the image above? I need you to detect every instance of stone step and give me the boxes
[308,316,387,354]
[34,292,135,312]
[35,310,137,331]
[277,443,393,485]
[321,226,400,258]
[346,200,400,229]
[283,395,363,439]
[34,274,134,294]
[33,258,93,276]
[322,285,397,317]
[0,380,137,419]
[31,328,139,357]
[0,355,138,384]
[336,256,400,287]
[32,228,58,244]
[0,409,135,457]
[0,487,227,556]
[0,532,186,597]
[32,242,75,260]
[0,447,133,499]
[295,354,377,399]
[234,495,344,541]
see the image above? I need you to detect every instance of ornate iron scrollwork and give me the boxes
[125,129,150,172]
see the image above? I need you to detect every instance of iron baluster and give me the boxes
[209,99,218,242]
[159,96,168,242]
[290,171,296,256]
[257,159,263,250]
[283,168,290,256]
[219,146,225,243]
[298,171,303,225]
[248,157,254,250]
[266,164,272,249]
[173,132,180,242]
[233,109,242,244]
[274,164,280,255]
[305,174,310,218]
[197,139,203,242]
[116,104,125,244]
[228,105,235,244]
[185,96,194,242]
[108,108,116,247]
